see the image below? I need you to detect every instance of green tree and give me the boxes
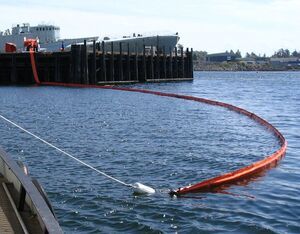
[292,50,299,57]
[177,43,184,49]
[285,49,290,57]
[235,50,242,58]
[273,48,291,58]
[250,52,258,58]
[193,50,207,61]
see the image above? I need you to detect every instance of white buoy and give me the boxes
[132,182,155,194]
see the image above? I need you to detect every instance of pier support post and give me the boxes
[110,42,114,81]
[155,49,160,79]
[101,41,107,82]
[174,47,178,78]
[190,48,194,78]
[163,46,167,79]
[126,43,131,81]
[71,45,81,83]
[150,45,154,79]
[83,40,89,84]
[181,47,184,78]
[134,43,138,81]
[118,42,123,81]
[91,40,97,84]
[141,45,147,82]
[168,47,173,78]
[185,48,189,78]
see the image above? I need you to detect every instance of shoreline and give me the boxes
[193,62,300,72]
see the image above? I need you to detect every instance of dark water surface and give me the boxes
[0,71,299,233]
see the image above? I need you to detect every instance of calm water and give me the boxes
[0,71,299,233]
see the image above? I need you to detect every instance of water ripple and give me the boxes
[0,71,299,233]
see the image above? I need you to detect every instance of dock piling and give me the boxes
[126,43,131,81]
[134,43,138,81]
[91,40,97,84]
[163,46,167,79]
[118,42,123,81]
[0,45,193,85]
[83,40,88,84]
[101,41,107,82]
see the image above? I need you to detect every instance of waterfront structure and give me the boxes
[206,52,238,63]
[270,57,300,68]
[0,41,193,85]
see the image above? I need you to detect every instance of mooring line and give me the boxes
[0,114,132,188]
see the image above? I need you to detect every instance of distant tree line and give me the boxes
[272,48,300,58]
[192,48,300,61]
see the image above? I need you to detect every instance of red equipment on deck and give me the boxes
[26,38,40,84]
[5,43,17,53]
[24,38,39,52]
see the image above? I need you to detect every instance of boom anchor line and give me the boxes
[0,114,155,195]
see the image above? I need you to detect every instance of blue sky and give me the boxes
[1,0,299,56]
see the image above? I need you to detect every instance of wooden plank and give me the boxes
[0,179,24,234]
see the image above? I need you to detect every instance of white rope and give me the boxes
[0,114,133,188]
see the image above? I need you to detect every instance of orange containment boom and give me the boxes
[34,82,287,195]
[26,38,41,84]
[104,88,287,195]
[166,95,287,195]
[24,38,40,84]
[29,49,40,84]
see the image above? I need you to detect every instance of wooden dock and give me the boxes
[0,40,193,85]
